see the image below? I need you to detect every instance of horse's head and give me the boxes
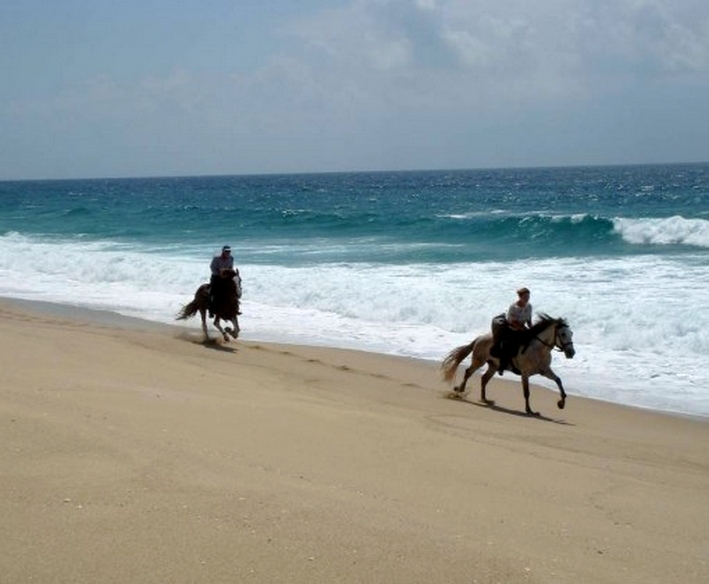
[533,314,575,358]
[554,319,575,359]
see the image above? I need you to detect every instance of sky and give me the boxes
[1,0,708,180]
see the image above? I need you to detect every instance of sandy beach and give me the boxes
[1,298,708,583]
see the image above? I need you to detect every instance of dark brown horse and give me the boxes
[176,269,241,342]
[441,315,575,415]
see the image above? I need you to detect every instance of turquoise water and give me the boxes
[3,164,708,259]
[1,163,708,416]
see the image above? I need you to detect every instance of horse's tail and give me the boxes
[176,284,208,321]
[175,300,199,321]
[440,339,477,383]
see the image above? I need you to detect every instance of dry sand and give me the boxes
[1,298,708,583]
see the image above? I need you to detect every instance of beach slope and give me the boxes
[1,299,708,583]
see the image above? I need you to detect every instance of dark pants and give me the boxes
[490,314,508,358]
[491,319,523,372]
[209,274,222,313]
[491,325,513,358]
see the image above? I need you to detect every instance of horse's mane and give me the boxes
[529,313,568,336]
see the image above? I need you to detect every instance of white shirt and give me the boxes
[507,302,532,329]
[210,254,234,276]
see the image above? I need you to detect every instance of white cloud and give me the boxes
[442,29,493,68]
[290,0,709,80]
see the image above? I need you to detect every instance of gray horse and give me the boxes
[441,314,575,416]
[176,269,241,342]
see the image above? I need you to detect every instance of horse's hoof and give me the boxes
[557,399,566,410]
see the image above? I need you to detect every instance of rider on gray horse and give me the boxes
[490,287,533,375]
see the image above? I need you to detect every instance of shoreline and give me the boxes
[4,295,707,424]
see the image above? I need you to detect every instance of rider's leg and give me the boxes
[208,275,218,317]
[490,325,504,358]
[499,334,521,375]
[497,343,507,375]
[495,327,510,374]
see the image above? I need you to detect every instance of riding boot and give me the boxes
[496,340,507,375]
[208,295,214,318]
[498,343,508,375]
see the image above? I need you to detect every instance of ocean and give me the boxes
[1,164,708,417]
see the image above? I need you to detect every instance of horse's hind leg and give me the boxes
[455,355,484,394]
[479,365,496,403]
[199,309,210,341]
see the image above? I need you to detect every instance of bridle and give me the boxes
[553,324,574,353]
[536,321,573,353]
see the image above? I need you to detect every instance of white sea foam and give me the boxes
[614,216,709,248]
[2,232,708,418]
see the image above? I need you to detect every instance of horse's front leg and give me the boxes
[230,316,240,339]
[212,317,230,342]
[521,376,538,416]
[222,317,240,340]
[541,368,567,410]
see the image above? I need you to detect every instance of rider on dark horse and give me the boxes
[209,245,240,317]
[490,287,533,375]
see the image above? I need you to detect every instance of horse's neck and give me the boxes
[532,322,556,348]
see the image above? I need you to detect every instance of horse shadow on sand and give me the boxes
[175,331,239,354]
[446,392,575,426]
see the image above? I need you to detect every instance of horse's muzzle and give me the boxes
[564,346,576,359]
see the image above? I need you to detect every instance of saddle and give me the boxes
[491,315,532,375]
